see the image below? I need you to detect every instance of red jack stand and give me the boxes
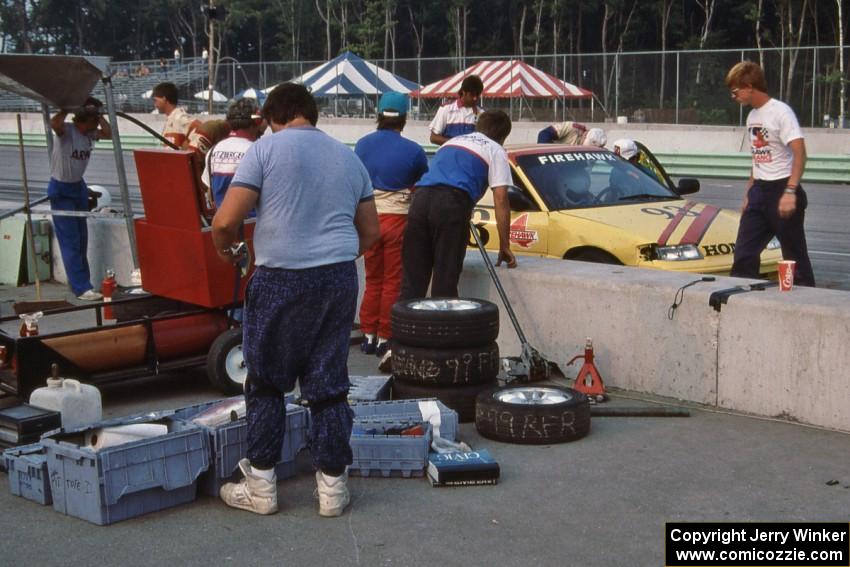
[567,338,608,403]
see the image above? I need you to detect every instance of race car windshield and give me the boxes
[516,151,678,211]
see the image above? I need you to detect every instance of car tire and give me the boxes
[391,298,499,349]
[475,386,591,445]
[391,341,500,387]
[206,328,247,395]
[111,288,188,322]
[392,379,497,423]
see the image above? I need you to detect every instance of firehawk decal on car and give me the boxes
[509,214,539,248]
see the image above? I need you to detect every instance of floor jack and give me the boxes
[469,222,563,383]
[567,338,608,403]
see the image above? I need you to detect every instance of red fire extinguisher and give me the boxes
[102,269,116,320]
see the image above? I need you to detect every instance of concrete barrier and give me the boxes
[457,254,850,432]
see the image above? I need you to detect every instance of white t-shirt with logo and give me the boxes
[50,125,96,183]
[746,98,803,181]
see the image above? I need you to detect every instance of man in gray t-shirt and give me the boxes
[212,83,379,518]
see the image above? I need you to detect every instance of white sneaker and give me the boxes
[220,458,278,515]
[316,468,350,517]
[378,349,392,373]
[77,289,103,301]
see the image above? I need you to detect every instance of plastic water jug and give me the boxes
[29,364,102,430]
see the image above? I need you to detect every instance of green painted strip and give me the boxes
[2,135,847,183]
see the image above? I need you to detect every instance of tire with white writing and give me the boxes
[392,379,498,423]
[391,342,500,386]
[475,386,590,445]
[391,298,499,349]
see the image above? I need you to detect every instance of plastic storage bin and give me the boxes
[348,375,392,402]
[351,398,458,441]
[41,417,208,525]
[4,443,51,505]
[171,399,308,497]
[350,420,432,478]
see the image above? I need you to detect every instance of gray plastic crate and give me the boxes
[351,398,458,441]
[350,420,432,478]
[171,398,307,497]
[41,417,208,525]
[4,443,51,505]
[348,375,392,402]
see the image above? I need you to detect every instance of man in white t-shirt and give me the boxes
[401,110,516,300]
[48,98,112,300]
[428,75,484,146]
[152,81,198,149]
[725,61,814,286]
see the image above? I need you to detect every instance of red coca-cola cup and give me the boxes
[778,260,796,291]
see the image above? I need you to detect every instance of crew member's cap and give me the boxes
[613,138,638,160]
[378,92,409,117]
[227,98,262,121]
[584,128,607,148]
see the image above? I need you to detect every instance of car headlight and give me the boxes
[766,236,781,250]
[654,244,704,261]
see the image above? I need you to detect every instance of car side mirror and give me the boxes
[507,187,537,211]
[676,178,700,195]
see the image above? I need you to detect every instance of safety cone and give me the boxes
[567,338,608,403]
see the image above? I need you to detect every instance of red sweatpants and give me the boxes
[359,214,407,339]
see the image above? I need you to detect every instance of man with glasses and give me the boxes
[725,61,814,286]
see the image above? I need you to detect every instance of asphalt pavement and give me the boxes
[0,283,848,566]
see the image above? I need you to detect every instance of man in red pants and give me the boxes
[354,92,428,368]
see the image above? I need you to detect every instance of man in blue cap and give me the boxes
[354,92,429,367]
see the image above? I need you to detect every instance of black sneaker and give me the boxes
[375,340,390,358]
[360,336,376,355]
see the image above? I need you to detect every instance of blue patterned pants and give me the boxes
[243,262,356,471]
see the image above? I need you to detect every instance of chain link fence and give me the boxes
[1,46,846,128]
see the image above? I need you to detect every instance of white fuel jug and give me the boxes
[29,364,102,430]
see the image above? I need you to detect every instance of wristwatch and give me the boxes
[783,186,797,194]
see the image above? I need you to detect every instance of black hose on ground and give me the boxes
[590,406,691,418]
[115,111,179,149]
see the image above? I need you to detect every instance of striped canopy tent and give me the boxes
[264,51,419,96]
[298,51,418,95]
[413,59,592,99]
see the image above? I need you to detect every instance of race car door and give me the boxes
[469,171,550,257]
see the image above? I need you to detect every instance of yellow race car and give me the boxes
[471,143,781,276]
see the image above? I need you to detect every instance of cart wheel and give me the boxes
[475,386,591,445]
[207,328,246,395]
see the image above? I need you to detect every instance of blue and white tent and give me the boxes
[263,51,418,96]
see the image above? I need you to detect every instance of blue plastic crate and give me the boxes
[348,375,392,402]
[350,420,432,478]
[171,397,307,497]
[351,398,458,442]
[4,443,51,505]
[41,417,208,525]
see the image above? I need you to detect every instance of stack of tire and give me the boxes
[389,298,501,422]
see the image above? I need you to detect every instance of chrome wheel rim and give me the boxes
[409,299,481,311]
[225,344,247,385]
[495,387,571,405]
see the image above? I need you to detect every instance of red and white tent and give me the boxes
[413,59,593,99]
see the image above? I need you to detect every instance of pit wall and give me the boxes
[457,255,850,433]
[59,219,850,433]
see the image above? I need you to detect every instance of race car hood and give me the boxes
[554,199,742,253]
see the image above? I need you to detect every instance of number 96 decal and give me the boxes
[640,205,700,220]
